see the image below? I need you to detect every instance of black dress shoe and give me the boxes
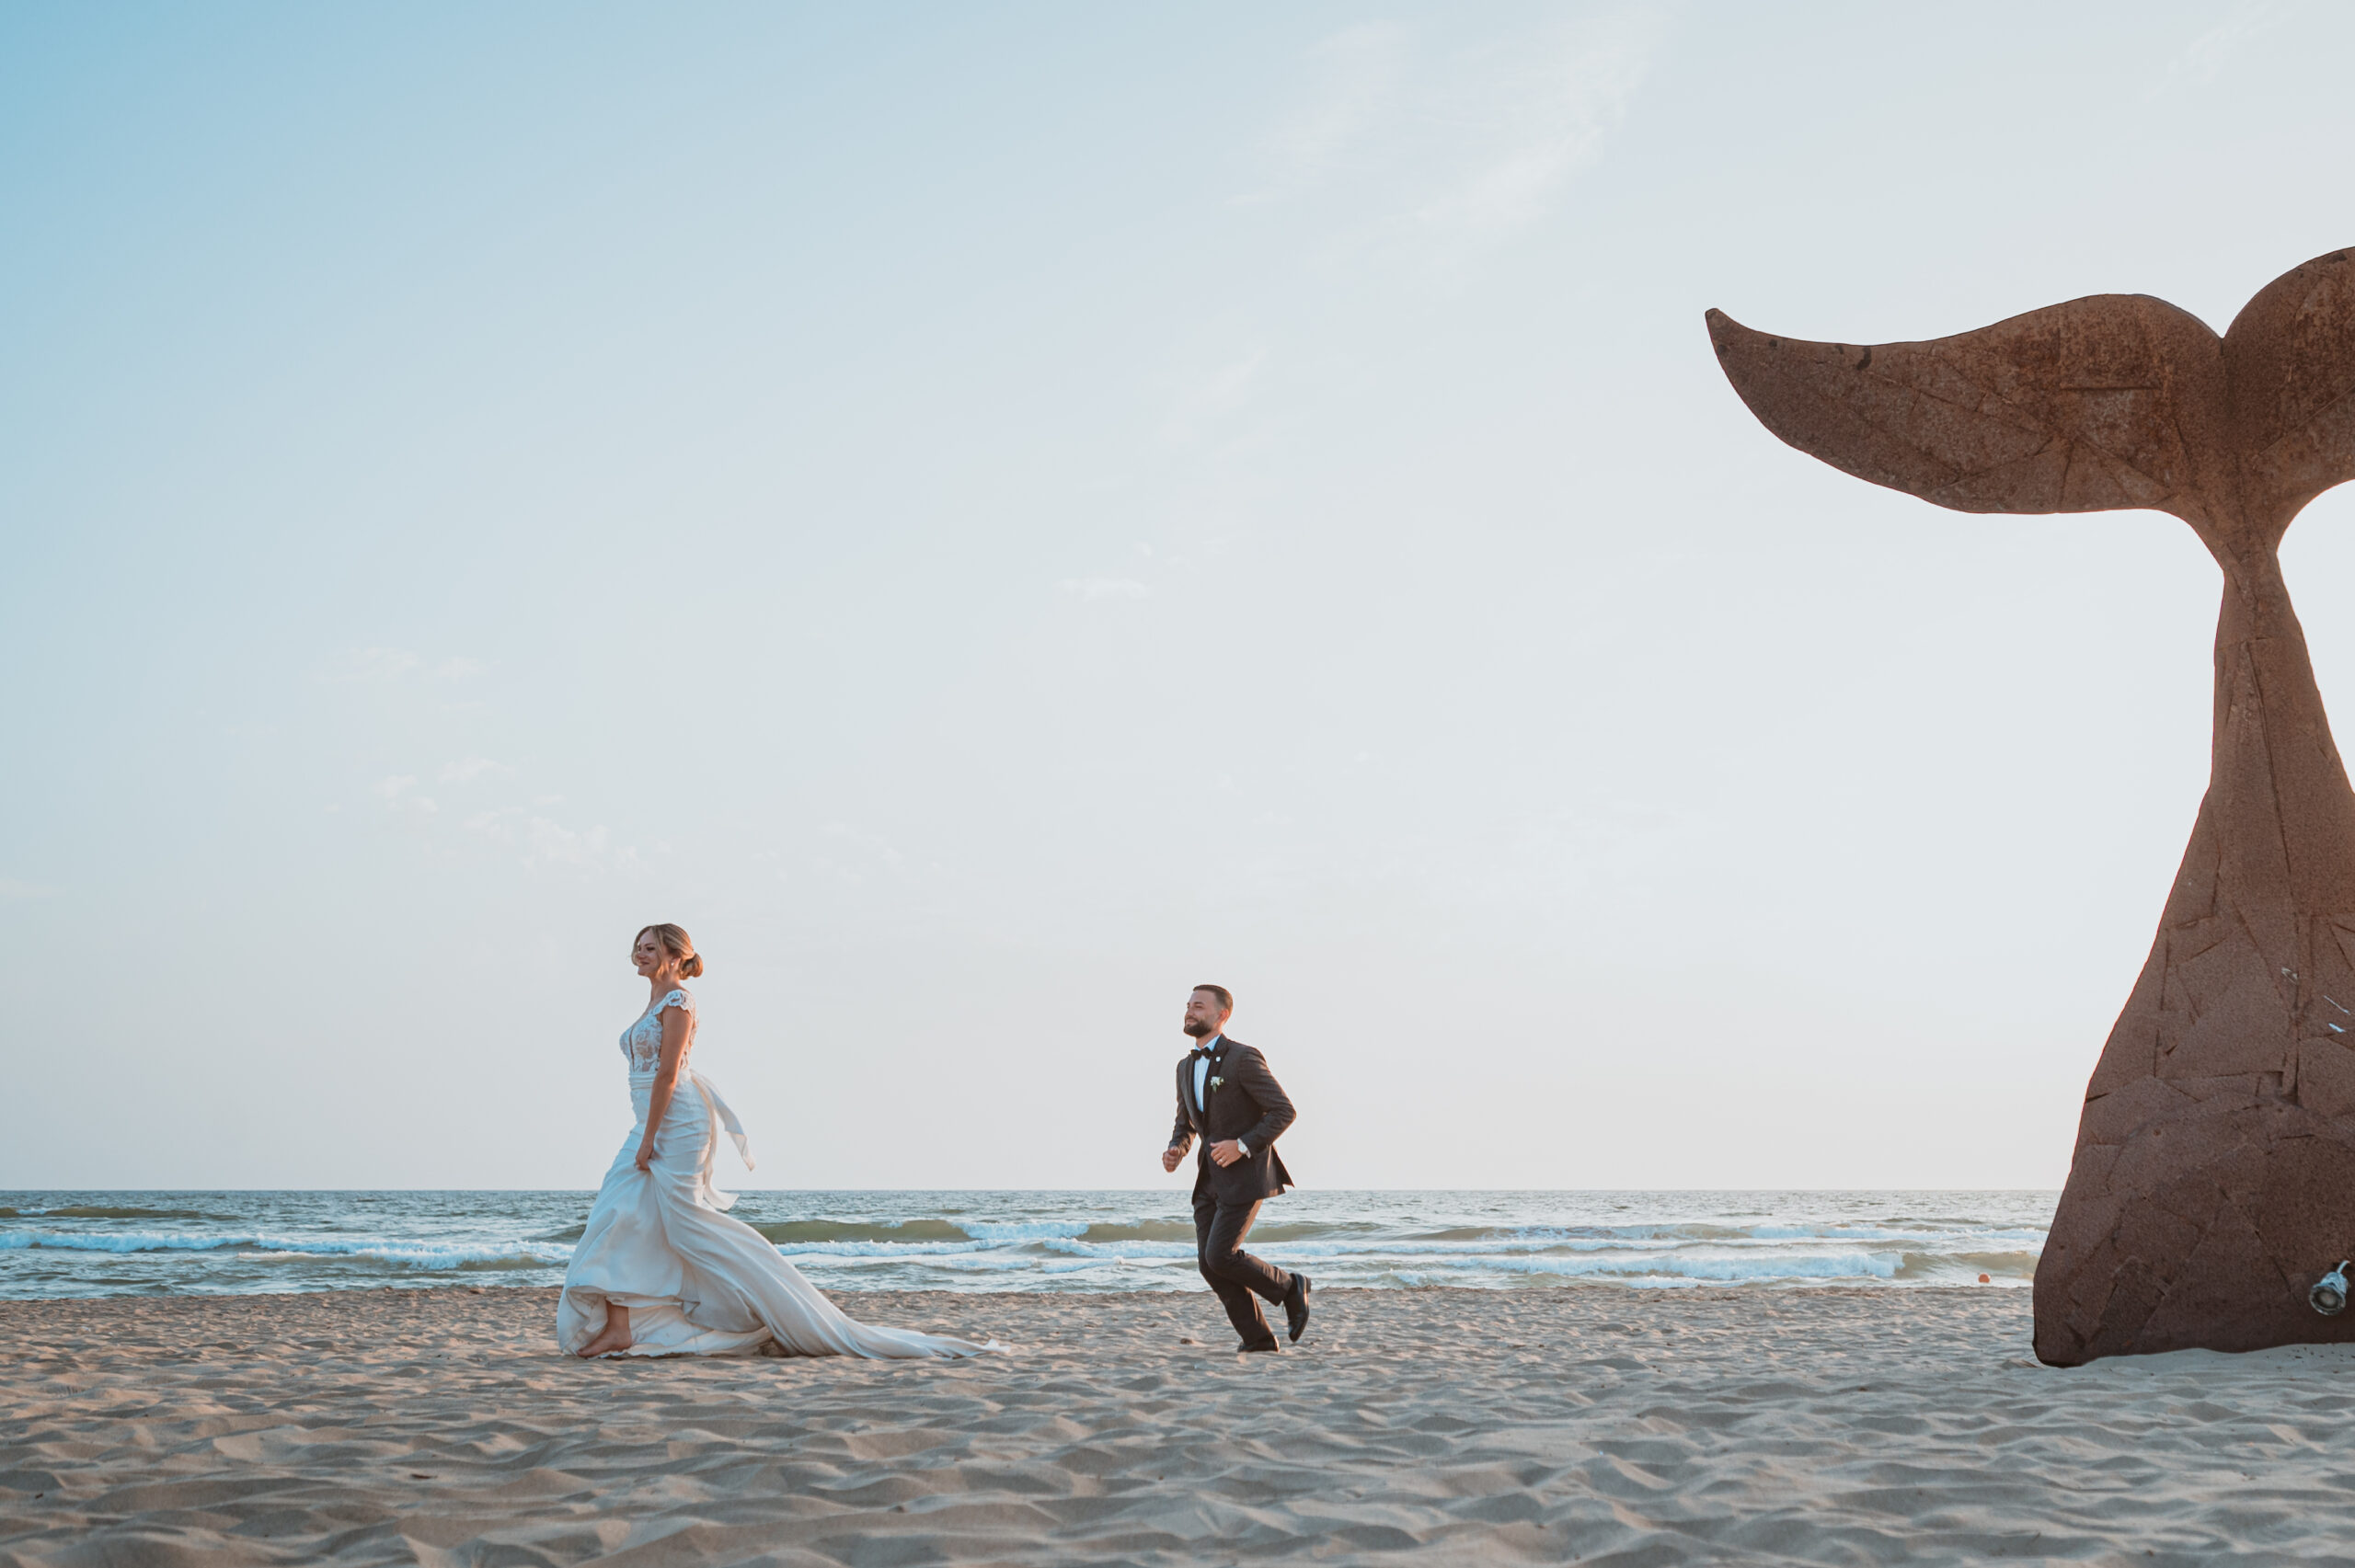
[1284,1274,1312,1343]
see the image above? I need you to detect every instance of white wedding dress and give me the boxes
[557,988,992,1359]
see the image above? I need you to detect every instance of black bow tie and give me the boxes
[1191,1044,1217,1058]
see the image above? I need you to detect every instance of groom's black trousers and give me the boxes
[1193,1192,1294,1349]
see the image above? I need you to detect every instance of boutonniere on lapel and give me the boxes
[1208,1076,1225,1093]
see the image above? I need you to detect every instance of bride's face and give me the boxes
[632,930,667,977]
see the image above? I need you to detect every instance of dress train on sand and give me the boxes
[556,988,991,1359]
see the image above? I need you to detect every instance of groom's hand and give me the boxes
[1162,1145,1185,1173]
[1210,1139,1245,1167]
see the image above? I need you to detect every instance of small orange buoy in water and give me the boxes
[1978,1274,1992,1284]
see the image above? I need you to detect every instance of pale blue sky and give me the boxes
[6,3,2354,1189]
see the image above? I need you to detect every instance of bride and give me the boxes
[559,923,993,1360]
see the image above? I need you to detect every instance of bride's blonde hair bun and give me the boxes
[638,922,705,979]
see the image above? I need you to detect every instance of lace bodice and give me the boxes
[620,989,695,1074]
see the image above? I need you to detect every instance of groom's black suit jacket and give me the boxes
[1168,1036,1296,1204]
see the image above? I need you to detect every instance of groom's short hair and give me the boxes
[1192,983,1234,1015]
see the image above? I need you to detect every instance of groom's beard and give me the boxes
[1183,1021,1212,1038]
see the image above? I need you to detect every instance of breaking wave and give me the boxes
[0,1190,2054,1299]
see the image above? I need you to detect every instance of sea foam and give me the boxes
[0,1189,2055,1299]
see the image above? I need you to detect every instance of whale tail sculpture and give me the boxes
[1706,248,2355,1365]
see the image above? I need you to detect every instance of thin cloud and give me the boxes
[2160,1,2290,89]
[1246,6,1671,267]
[439,757,513,784]
[1161,347,1267,445]
[375,775,437,814]
[1412,9,1665,243]
[463,805,638,872]
[325,647,422,682]
[1262,22,1410,187]
[526,815,611,866]
[1056,578,1153,601]
[811,820,916,887]
[0,878,54,898]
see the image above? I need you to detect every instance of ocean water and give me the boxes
[0,1190,2051,1300]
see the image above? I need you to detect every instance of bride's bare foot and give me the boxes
[576,1304,633,1358]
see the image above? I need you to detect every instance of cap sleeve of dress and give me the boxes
[660,988,695,1013]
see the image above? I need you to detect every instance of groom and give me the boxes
[1161,984,1310,1352]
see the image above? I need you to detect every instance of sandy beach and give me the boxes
[6,1288,2355,1564]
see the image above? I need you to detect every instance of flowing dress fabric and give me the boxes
[557,990,990,1359]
